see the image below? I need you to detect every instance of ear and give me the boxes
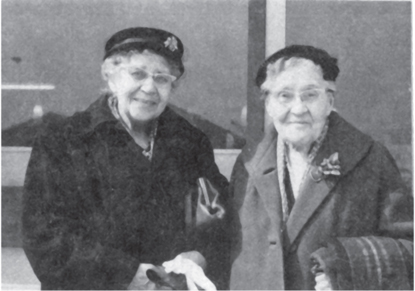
[264,96,269,110]
[101,63,109,81]
[264,95,273,117]
[107,95,120,119]
[170,79,181,92]
[325,81,336,112]
[102,62,118,94]
[328,91,335,107]
[107,80,118,95]
[325,90,335,116]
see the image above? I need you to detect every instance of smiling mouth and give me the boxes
[290,121,309,124]
[132,97,158,106]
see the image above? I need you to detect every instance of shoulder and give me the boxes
[37,110,92,143]
[327,111,373,147]
[230,153,248,180]
[229,153,250,193]
[33,99,109,156]
[328,112,395,167]
[366,141,402,182]
[233,122,277,177]
[159,106,210,144]
[328,112,404,189]
[38,95,114,142]
[322,112,375,174]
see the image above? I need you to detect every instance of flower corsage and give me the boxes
[310,152,341,182]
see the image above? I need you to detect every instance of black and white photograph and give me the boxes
[2,0,413,290]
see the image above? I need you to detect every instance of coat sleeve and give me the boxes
[22,126,139,290]
[376,142,413,239]
[190,133,232,290]
[228,154,249,265]
[310,142,413,290]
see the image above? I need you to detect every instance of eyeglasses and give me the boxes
[265,88,331,105]
[122,67,177,87]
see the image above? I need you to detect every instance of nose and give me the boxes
[290,95,308,115]
[140,76,157,95]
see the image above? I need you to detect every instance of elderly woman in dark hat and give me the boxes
[22,27,230,290]
[229,45,413,290]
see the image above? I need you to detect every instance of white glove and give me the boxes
[314,273,333,291]
[163,254,216,291]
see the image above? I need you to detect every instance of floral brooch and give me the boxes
[310,152,341,182]
[164,36,178,52]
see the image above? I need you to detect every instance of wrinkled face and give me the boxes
[262,58,334,149]
[106,50,175,123]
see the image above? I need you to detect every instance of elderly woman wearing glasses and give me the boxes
[229,45,413,290]
[22,27,230,290]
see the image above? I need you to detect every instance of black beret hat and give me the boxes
[104,27,184,74]
[256,45,339,87]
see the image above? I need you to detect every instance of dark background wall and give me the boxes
[2,0,248,143]
[286,0,411,146]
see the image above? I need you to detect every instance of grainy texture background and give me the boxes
[2,0,249,136]
[286,1,411,146]
[1,1,412,288]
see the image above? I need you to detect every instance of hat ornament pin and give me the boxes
[164,36,178,52]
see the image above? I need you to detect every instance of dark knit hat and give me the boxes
[104,27,184,75]
[256,45,339,87]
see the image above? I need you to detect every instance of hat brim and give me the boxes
[104,42,181,61]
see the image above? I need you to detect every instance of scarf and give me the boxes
[277,121,329,222]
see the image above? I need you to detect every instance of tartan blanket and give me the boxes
[310,236,413,290]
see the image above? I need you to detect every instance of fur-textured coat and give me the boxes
[22,95,231,290]
[229,111,413,290]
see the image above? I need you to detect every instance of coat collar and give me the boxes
[81,94,176,135]
[85,94,117,131]
[313,111,374,178]
[243,119,278,177]
[77,94,182,174]
[242,111,375,245]
[242,125,283,243]
[243,112,373,177]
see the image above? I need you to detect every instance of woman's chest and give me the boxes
[83,135,199,212]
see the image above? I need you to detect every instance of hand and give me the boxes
[163,253,216,291]
[314,273,333,291]
[176,250,207,270]
[128,263,158,290]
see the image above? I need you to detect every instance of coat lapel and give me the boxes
[252,151,282,241]
[286,112,374,245]
[286,170,332,244]
[244,125,283,241]
[150,107,179,173]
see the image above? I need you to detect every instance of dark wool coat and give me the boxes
[22,95,231,290]
[229,111,413,290]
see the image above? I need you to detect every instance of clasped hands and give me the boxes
[128,251,216,290]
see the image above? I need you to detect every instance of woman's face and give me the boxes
[262,58,334,150]
[107,50,176,123]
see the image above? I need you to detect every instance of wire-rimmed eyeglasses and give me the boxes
[121,67,177,88]
[263,88,333,105]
